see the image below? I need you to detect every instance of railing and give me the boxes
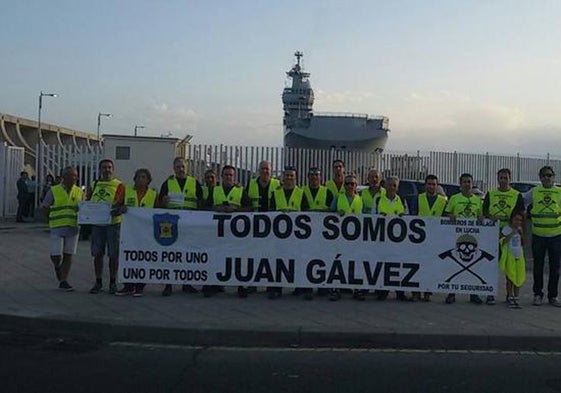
[32,143,561,196]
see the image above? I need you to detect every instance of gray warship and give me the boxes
[282,51,390,152]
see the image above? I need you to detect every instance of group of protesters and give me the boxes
[37,156,561,310]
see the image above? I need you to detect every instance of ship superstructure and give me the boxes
[282,51,389,152]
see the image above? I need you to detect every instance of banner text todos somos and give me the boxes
[118,208,499,295]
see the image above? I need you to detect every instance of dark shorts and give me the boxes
[90,224,120,258]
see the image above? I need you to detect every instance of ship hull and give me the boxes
[283,114,389,152]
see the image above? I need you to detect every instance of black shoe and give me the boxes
[89,282,102,294]
[317,288,329,296]
[292,288,303,296]
[485,295,496,305]
[58,281,74,292]
[329,290,341,301]
[202,285,217,298]
[267,289,282,299]
[237,286,248,298]
[162,285,172,297]
[411,293,421,302]
[470,294,483,305]
[396,292,410,302]
[376,291,388,301]
[353,290,365,301]
[182,285,198,294]
[445,294,455,304]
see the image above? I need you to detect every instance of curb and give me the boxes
[2,314,561,351]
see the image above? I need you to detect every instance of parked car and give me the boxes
[510,181,540,193]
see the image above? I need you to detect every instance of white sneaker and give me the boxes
[549,297,561,307]
[533,295,543,306]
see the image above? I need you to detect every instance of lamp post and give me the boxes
[97,112,112,139]
[37,91,57,214]
[134,125,145,137]
[38,91,57,145]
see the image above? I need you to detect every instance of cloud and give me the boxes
[140,102,199,137]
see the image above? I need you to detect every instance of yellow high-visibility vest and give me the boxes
[49,184,83,228]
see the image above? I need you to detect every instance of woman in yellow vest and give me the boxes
[115,168,157,297]
[41,166,83,292]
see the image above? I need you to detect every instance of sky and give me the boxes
[2,0,561,156]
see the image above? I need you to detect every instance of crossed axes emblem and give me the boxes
[438,234,494,284]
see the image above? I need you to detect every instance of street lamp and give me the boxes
[37,91,57,213]
[38,91,58,144]
[134,125,145,137]
[97,112,112,139]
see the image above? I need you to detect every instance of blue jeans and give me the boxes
[532,234,561,299]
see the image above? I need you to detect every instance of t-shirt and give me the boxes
[502,226,522,259]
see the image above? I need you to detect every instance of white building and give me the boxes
[102,134,190,189]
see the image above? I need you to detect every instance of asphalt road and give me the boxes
[2,331,561,393]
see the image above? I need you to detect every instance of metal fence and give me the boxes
[22,143,561,202]
[0,143,25,218]
[185,145,561,191]
[36,144,103,190]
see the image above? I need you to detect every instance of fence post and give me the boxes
[516,153,520,181]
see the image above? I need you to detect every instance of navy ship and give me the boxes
[282,51,390,152]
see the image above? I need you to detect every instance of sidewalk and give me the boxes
[2,220,561,351]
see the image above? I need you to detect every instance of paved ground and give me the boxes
[2,218,561,351]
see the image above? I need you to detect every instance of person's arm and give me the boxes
[157,181,169,208]
[195,180,203,209]
[402,197,409,216]
[238,188,253,212]
[329,196,338,212]
[111,183,126,216]
[444,195,456,221]
[482,193,491,219]
[41,189,55,220]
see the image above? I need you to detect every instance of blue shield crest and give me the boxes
[153,213,180,246]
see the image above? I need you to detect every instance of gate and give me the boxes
[0,143,25,218]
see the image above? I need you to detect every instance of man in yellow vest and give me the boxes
[329,174,364,301]
[444,173,484,305]
[115,168,157,297]
[372,176,409,301]
[303,167,334,213]
[526,166,561,306]
[326,159,346,197]
[483,168,524,305]
[268,165,308,299]
[204,165,252,298]
[412,174,447,302]
[299,166,335,300]
[158,157,203,296]
[243,160,279,296]
[246,160,280,212]
[41,166,83,292]
[361,168,386,213]
[87,159,125,295]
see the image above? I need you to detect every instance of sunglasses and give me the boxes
[345,182,357,186]
[543,173,554,178]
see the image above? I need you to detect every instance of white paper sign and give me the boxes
[78,201,112,225]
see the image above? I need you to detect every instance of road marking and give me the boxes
[109,342,561,356]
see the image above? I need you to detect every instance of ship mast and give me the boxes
[282,51,314,128]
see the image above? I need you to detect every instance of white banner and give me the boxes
[118,208,500,295]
